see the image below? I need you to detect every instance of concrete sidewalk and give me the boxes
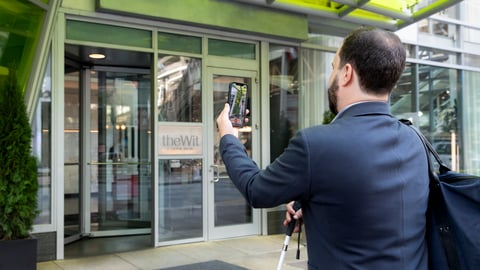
[37,234,308,270]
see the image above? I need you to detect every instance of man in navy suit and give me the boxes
[216,27,429,270]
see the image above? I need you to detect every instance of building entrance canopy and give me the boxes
[235,0,463,35]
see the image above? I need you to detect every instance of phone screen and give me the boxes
[227,82,248,127]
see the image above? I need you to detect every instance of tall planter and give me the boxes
[0,72,39,269]
[0,237,37,269]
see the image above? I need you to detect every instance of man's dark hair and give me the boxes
[339,27,406,95]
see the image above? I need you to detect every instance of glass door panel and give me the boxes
[64,67,82,244]
[88,68,152,236]
[156,54,204,242]
[208,68,260,239]
[157,159,203,242]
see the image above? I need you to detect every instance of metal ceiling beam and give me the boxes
[397,0,463,28]
[351,2,414,22]
[337,0,369,18]
[233,0,463,36]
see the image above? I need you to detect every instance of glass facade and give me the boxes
[87,69,152,233]
[157,55,202,122]
[300,47,335,125]
[33,53,52,225]
[157,51,203,241]
[61,41,154,249]
[7,0,479,261]
[63,61,81,238]
[391,0,480,175]
[269,45,299,161]
[392,64,460,169]
[463,70,480,175]
[158,159,203,241]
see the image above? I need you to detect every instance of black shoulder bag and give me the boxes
[401,119,480,270]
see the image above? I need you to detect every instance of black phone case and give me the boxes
[227,82,248,128]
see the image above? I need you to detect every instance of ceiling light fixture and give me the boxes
[88,53,106,59]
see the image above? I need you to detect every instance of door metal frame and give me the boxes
[62,60,86,245]
[205,67,261,240]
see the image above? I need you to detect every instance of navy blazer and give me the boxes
[220,102,429,270]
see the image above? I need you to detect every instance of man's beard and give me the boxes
[328,76,339,115]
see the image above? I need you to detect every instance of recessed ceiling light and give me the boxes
[88,53,106,59]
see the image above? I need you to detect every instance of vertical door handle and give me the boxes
[210,165,220,182]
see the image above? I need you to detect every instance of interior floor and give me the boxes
[64,234,151,258]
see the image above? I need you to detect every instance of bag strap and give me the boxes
[399,119,450,174]
[399,119,461,270]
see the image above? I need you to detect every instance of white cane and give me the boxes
[276,201,301,270]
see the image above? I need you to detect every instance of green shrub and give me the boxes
[0,72,38,240]
[322,110,336,125]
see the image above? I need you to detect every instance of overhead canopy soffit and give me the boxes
[234,0,463,36]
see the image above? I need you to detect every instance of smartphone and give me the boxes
[227,82,248,128]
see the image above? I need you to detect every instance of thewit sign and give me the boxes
[158,124,202,155]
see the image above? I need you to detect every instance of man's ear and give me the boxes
[340,63,353,86]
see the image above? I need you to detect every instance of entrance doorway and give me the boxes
[207,67,261,239]
[63,45,152,255]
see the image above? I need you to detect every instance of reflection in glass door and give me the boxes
[64,63,82,244]
[208,68,260,239]
[88,68,152,236]
[64,65,152,245]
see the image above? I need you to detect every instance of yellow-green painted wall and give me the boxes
[62,0,308,41]
[61,0,96,11]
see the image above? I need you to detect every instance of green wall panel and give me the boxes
[158,32,202,54]
[208,39,255,59]
[66,20,152,48]
[97,0,308,40]
[0,1,46,93]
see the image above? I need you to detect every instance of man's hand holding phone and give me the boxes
[216,103,250,139]
[217,103,239,138]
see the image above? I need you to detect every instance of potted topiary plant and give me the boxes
[0,71,39,270]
